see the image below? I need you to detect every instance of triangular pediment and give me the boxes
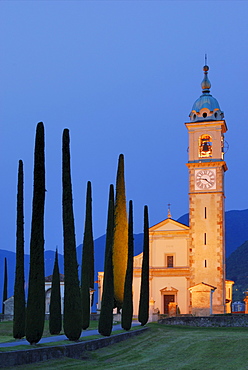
[3,296,14,304]
[150,218,189,232]
[189,282,216,292]
[160,286,178,293]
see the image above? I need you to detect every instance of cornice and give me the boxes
[150,230,189,238]
[185,119,227,133]
[186,161,228,171]
[133,267,190,278]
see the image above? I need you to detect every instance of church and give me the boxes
[98,64,234,317]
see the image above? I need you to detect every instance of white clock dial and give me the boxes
[195,169,216,190]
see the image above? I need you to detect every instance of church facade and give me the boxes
[98,64,234,316]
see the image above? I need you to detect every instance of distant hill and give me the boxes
[226,241,248,301]
[1,209,248,308]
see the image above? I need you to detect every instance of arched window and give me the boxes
[199,134,212,158]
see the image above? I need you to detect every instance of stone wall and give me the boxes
[158,315,248,327]
[0,314,13,322]
[0,327,148,368]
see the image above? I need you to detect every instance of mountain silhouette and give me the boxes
[226,240,248,301]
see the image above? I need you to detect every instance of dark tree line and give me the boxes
[13,160,25,339]
[12,125,97,343]
[2,258,7,315]
[138,205,149,326]
[49,249,62,335]
[26,122,46,345]
[11,124,150,343]
[62,128,82,341]
[98,184,115,336]
[121,200,134,331]
[98,157,150,336]
[81,181,94,330]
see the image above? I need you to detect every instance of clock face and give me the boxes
[195,169,216,190]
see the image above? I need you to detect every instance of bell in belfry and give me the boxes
[202,142,209,152]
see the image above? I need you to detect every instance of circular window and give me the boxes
[203,112,207,118]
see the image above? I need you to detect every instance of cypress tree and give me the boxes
[121,200,134,330]
[2,258,7,314]
[49,249,62,335]
[112,154,128,309]
[13,160,26,339]
[138,205,149,326]
[62,128,82,341]
[81,181,94,330]
[26,122,46,344]
[98,184,114,336]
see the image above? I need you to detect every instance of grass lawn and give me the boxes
[3,323,248,369]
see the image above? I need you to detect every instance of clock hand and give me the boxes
[202,177,211,184]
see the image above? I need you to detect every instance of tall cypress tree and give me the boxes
[13,160,26,339]
[62,128,82,341]
[81,181,94,330]
[2,258,8,314]
[121,200,134,330]
[98,184,114,336]
[112,154,128,309]
[26,122,46,344]
[138,205,149,326]
[49,249,62,335]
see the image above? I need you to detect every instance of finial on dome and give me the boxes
[201,54,211,93]
[167,203,171,219]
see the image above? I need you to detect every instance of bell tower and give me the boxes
[185,64,227,314]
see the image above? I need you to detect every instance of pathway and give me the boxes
[0,322,140,348]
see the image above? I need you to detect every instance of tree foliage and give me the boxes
[26,122,46,345]
[112,154,128,308]
[98,184,114,336]
[13,160,26,339]
[121,200,134,330]
[81,181,94,330]
[49,249,62,335]
[138,205,149,326]
[2,258,8,314]
[62,128,82,341]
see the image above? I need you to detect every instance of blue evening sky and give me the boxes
[0,1,248,253]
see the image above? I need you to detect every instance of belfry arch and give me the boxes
[199,134,212,158]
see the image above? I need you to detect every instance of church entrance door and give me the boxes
[164,295,175,314]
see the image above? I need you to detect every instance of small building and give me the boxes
[232,301,245,313]
[3,296,14,315]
